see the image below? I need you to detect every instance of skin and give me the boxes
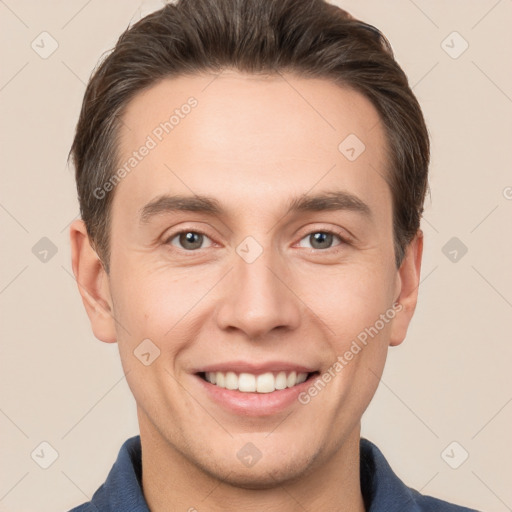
[70,71,422,512]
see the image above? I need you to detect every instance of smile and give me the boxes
[200,370,312,393]
[193,362,320,415]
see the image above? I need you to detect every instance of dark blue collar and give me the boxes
[69,435,480,511]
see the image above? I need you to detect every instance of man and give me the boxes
[68,0,480,510]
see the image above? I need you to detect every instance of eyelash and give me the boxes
[164,228,350,254]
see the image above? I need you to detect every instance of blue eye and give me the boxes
[164,229,348,254]
[298,231,345,250]
[166,231,213,251]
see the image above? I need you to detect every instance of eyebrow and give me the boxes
[139,190,372,224]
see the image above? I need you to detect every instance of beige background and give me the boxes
[0,0,511,511]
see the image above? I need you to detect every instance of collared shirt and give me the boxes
[68,435,480,511]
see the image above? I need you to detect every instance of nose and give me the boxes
[215,245,302,342]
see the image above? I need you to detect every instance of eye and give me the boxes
[165,230,214,251]
[297,230,347,251]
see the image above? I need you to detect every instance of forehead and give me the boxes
[113,71,390,222]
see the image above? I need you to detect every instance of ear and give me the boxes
[69,220,117,343]
[389,229,423,347]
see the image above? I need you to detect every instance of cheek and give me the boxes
[301,262,396,340]
[109,265,200,410]
[109,258,215,348]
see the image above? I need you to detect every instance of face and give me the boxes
[72,71,422,487]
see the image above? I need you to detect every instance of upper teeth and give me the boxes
[204,371,308,393]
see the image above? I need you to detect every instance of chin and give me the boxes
[190,447,320,489]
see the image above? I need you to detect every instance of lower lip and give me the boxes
[193,374,316,417]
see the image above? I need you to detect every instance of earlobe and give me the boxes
[389,230,423,347]
[69,220,117,343]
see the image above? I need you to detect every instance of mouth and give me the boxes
[192,362,321,416]
[197,370,319,393]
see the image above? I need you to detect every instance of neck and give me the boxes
[139,412,366,512]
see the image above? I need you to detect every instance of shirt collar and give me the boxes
[360,437,423,511]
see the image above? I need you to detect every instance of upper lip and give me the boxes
[193,360,317,375]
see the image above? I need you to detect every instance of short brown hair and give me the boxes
[70,0,429,272]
